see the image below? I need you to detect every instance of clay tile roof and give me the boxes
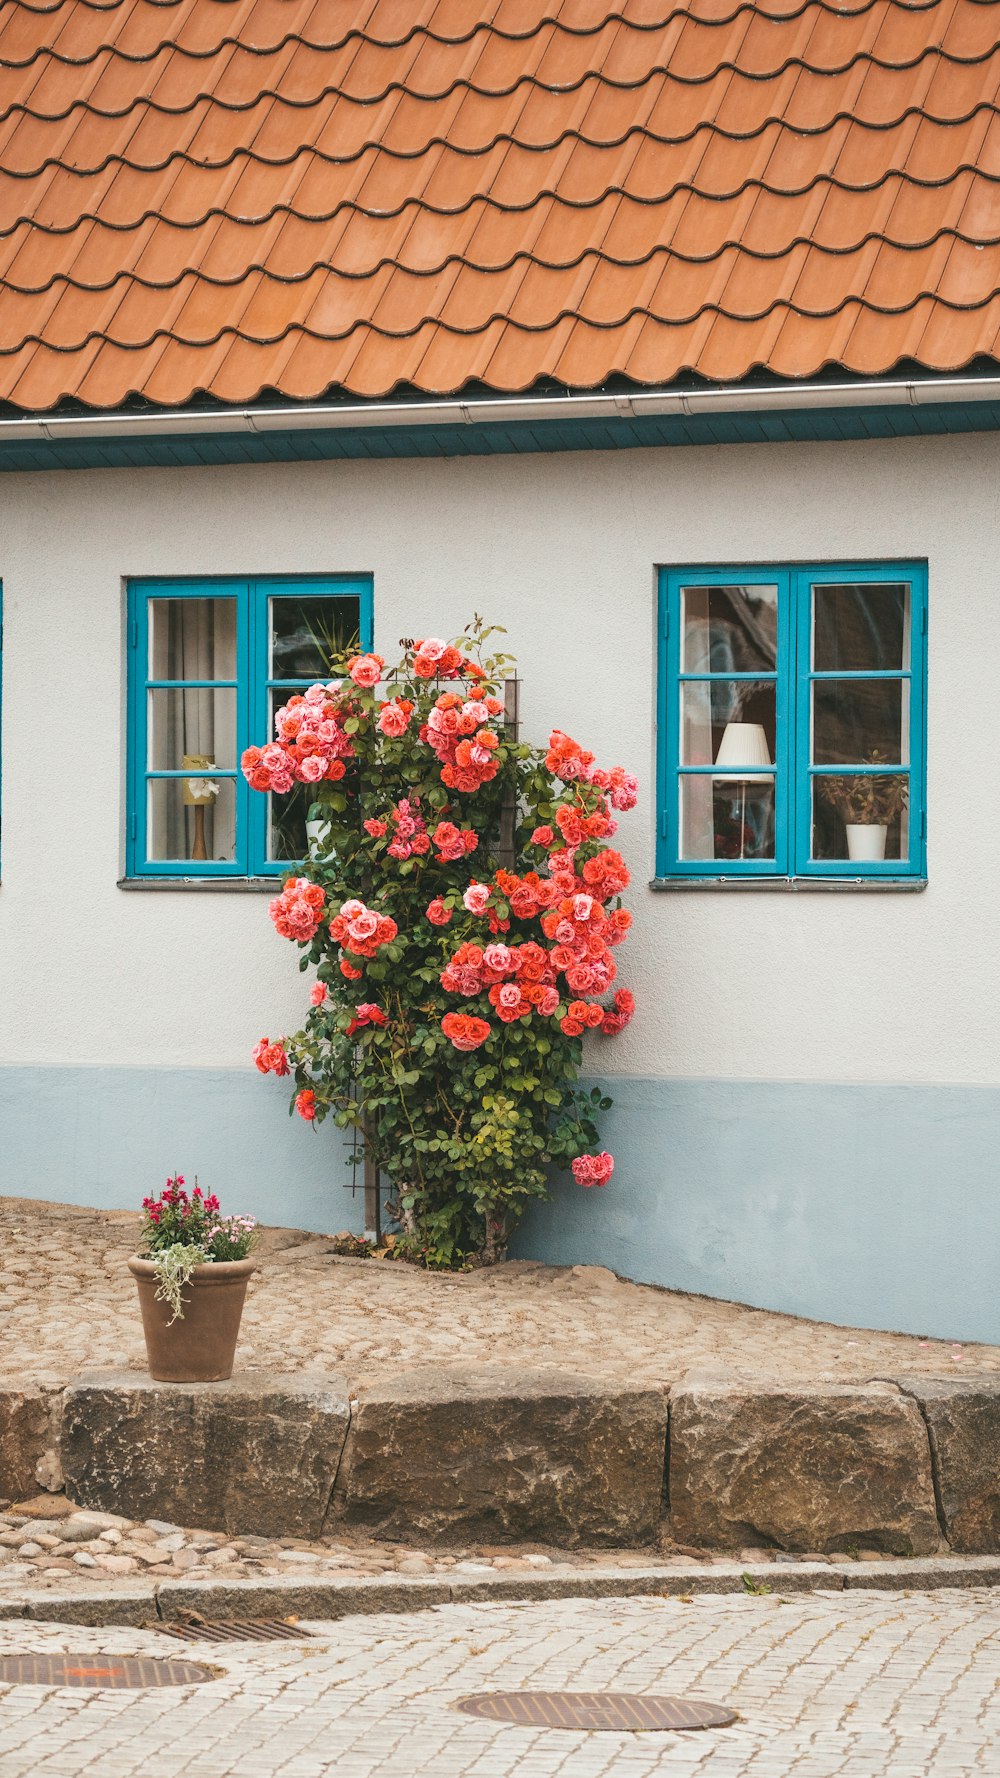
[0,0,999,413]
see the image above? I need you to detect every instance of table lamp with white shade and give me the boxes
[713,722,772,859]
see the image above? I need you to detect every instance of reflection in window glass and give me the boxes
[812,679,907,766]
[149,598,237,681]
[680,775,776,862]
[270,596,361,681]
[813,582,909,672]
[682,584,778,673]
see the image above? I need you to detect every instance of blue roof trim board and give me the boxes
[0,396,997,472]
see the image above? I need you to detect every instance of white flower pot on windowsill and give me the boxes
[305,818,334,861]
[845,823,887,862]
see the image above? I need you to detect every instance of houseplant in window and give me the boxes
[817,751,909,862]
[129,1178,258,1381]
[243,621,637,1269]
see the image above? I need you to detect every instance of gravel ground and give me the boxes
[3,1198,998,1392]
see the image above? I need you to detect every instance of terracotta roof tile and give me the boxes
[0,0,998,412]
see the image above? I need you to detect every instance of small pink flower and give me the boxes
[348,909,379,943]
[310,983,327,1006]
[463,883,491,916]
[572,1151,614,1187]
[298,755,325,782]
[497,982,521,1011]
[572,894,595,922]
[483,943,513,975]
[417,637,448,662]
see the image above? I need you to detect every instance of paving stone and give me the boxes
[61,1370,351,1538]
[897,1376,1000,1552]
[332,1365,668,1547]
[669,1378,941,1554]
[0,1593,998,1777]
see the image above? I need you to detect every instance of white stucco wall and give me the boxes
[0,431,996,1086]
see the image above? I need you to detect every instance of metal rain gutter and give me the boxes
[1,374,999,444]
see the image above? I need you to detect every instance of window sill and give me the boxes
[118,877,278,892]
[650,876,927,892]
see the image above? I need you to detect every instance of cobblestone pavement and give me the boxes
[0,1590,997,1776]
[4,1199,998,1391]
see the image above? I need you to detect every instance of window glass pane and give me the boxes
[268,783,312,862]
[679,775,775,861]
[147,688,236,770]
[811,773,910,862]
[681,680,776,769]
[812,680,906,765]
[681,584,778,673]
[270,595,361,681]
[813,582,909,672]
[146,778,237,863]
[148,597,237,682]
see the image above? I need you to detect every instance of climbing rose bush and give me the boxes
[244,622,637,1269]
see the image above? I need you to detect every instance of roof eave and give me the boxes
[3,371,1000,444]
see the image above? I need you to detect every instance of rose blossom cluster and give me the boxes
[546,730,638,810]
[328,898,398,969]
[441,940,561,1024]
[242,684,354,793]
[422,689,504,793]
[269,876,326,942]
[411,637,484,680]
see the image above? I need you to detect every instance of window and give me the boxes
[657,563,927,881]
[126,576,374,878]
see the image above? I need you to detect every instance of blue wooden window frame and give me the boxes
[657,563,927,881]
[126,575,374,878]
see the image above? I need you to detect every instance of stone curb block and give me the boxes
[4,1559,1000,1628]
[0,1387,60,1500]
[330,1365,668,1546]
[895,1377,1000,1554]
[60,1372,351,1538]
[669,1380,941,1555]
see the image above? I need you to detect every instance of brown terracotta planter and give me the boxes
[128,1256,256,1383]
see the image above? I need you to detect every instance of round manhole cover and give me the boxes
[0,1655,215,1689]
[456,1692,737,1731]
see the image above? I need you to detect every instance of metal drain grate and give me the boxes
[152,1611,314,1645]
[456,1692,737,1732]
[0,1655,215,1689]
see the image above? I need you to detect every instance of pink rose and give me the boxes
[310,984,327,1006]
[572,894,594,922]
[378,702,411,738]
[348,910,379,943]
[497,983,521,1011]
[539,986,560,1017]
[483,944,513,975]
[348,654,382,688]
[304,685,327,706]
[298,755,325,782]
[417,637,448,662]
[463,884,491,916]
[555,920,577,945]
[340,899,365,919]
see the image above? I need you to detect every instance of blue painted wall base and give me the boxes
[0,1065,365,1237]
[514,1077,999,1344]
[0,1067,995,1343]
